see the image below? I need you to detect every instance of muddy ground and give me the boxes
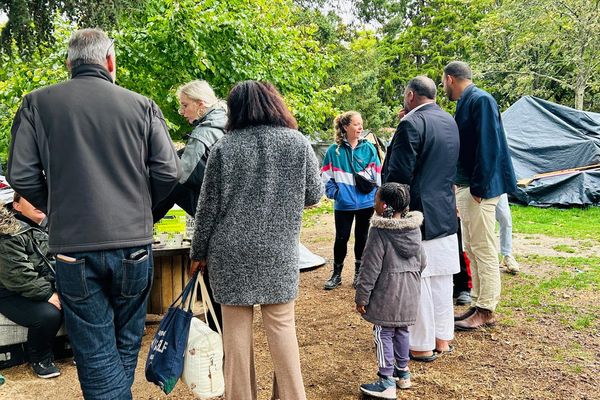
[1,212,599,399]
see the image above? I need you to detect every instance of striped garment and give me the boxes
[321,139,381,211]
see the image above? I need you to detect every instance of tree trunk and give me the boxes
[574,72,586,110]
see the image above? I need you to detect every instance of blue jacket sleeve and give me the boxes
[470,96,502,198]
[321,147,338,199]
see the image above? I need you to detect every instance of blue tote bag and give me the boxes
[145,271,199,394]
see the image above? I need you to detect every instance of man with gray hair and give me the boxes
[382,75,460,361]
[8,28,181,399]
[442,61,516,330]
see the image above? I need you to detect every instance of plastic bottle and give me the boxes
[0,373,5,385]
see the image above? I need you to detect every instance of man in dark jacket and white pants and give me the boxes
[7,29,181,399]
[443,61,517,330]
[383,76,460,360]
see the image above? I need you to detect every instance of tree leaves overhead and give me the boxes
[475,0,600,110]
[114,0,338,138]
[0,0,134,57]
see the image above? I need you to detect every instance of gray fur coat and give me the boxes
[355,212,426,327]
[190,125,324,305]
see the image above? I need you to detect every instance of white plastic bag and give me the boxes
[182,275,224,399]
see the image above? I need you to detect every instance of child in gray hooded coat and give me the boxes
[355,182,426,399]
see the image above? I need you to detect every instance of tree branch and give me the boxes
[482,70,573,89]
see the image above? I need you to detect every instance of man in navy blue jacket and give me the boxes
[442,61,516,330]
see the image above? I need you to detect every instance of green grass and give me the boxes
[552,244,577,253]
[302,198,333,228]
[500,255,600,331]
[511,204,600,241]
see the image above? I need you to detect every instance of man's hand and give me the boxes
[356,304,366,314]
[190,259,207,275]
[48,293,61,310]
[472,195,482,203]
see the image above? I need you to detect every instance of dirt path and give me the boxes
[1,213,599,399]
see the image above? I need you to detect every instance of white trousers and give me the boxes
[408,275,455,351]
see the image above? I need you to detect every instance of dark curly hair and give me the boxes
[379,182,410,218]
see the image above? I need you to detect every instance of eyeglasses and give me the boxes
[106,38,115,58]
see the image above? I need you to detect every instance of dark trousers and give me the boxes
[333,208,374,265]
[453,217,472,296]
[152,183,199,223]
[0,294,63,363]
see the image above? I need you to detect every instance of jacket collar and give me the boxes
[402,102,437,121]
[456,83,476,115]
[71,64,114,83]
[370,211,423,231]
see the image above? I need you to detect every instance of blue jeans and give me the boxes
[55,245,153,400]
[495,193,513,256]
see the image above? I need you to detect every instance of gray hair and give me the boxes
[176,80,227,110]
[406,75,437,99]
[444,61,472,80]
[67,28,114,69]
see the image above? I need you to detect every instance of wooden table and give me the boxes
[147,245,191,315]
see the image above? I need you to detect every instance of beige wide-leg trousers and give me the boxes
[221,302,306,400]
[456,186,501,311]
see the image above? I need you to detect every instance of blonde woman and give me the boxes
[153,80,227,331]
[321,111,381,290]
[153,80,227,222]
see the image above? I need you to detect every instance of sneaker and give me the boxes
[360,375,397,399]
[31,359,61,379]
[456,291,472,305]
[501,255,520,274]
[393,366,411,389]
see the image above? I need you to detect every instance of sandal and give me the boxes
[433,345,455,356]
[409,351,437,362]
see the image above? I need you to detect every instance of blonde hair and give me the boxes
[176,80,227,111]
[333,111,361,151]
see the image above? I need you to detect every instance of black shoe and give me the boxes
[31,359,61,379]
[324,263,343,290]
[352,261,361,289]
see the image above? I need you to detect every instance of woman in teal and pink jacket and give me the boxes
[321,111,381,290]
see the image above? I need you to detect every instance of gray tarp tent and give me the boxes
[502,96,600,206]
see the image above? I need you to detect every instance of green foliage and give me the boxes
[474,0,600,110]
[325,31,394,135]
[0,0,135,57]
[0,20,71,165]
[115,0,338,138]
[376,0,488,112]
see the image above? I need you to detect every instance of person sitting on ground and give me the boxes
[355,183,426,399]
[0,193,63,379]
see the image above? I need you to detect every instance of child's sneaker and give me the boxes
[359,374,397,399]
[393,365,411,389]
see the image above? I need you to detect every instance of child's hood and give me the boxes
[370,211,423,258]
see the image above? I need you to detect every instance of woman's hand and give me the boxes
[48,293,61,310]
[190,258,207,275]
[356,304,366,314]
